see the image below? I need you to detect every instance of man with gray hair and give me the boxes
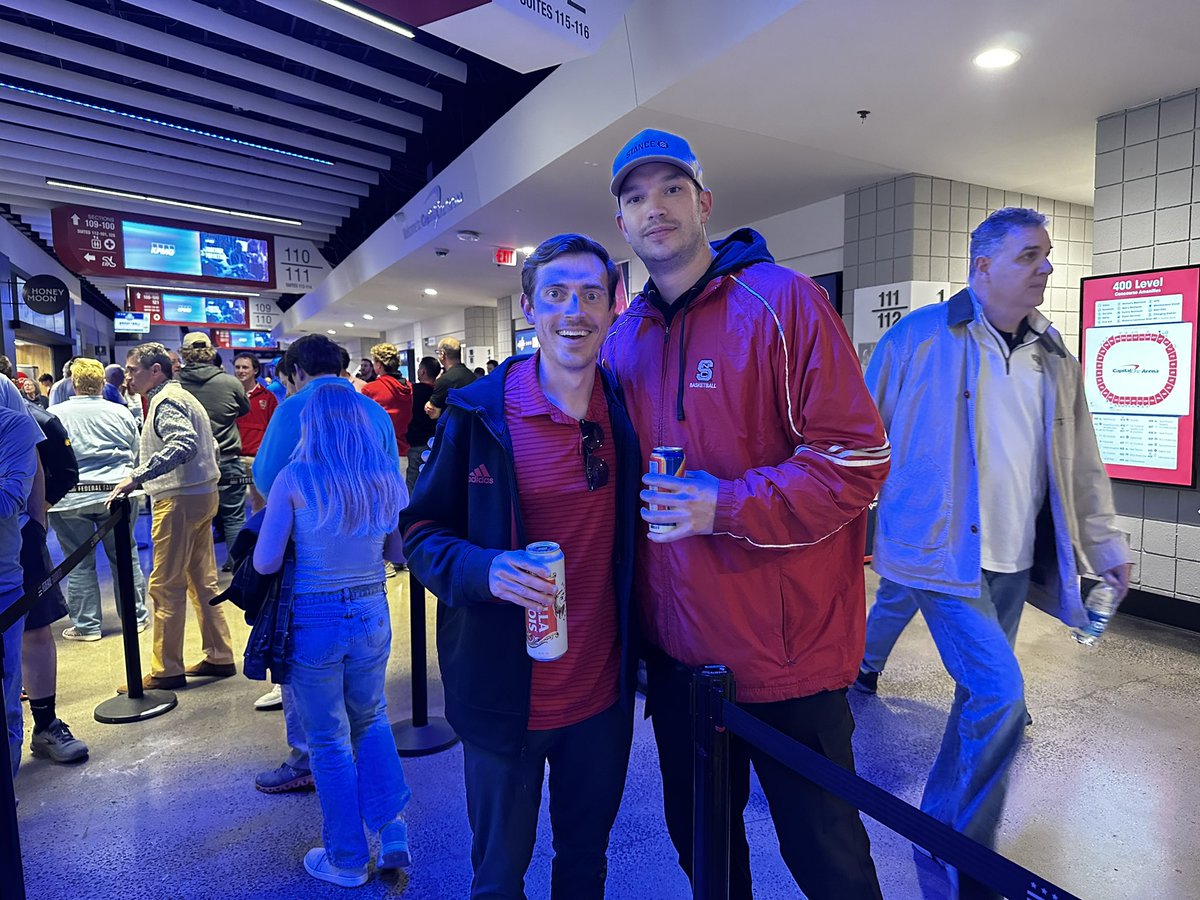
[108,342,236,691]
[858,207,1129,895]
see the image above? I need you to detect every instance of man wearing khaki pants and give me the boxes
[108,342,235,691]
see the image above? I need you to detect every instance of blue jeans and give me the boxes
[861,577,920,674]
[288,583,410,869]
[49,505,148,636]
[216,457,247,548]
[461,703,633,900]
[2,612,23,778]
[881,571,1029,848]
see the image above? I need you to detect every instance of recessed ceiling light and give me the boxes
[973,47,1021,69]
[518,246,535,255]
[423,288,438,296]
[457,230,480,242]
[343,322,354,327]
[362,313,374,320]
[327,329,336,334]
[386,304,399,311]
[46,179,304,226]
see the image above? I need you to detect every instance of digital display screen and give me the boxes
[53,205,275,289]
[113,311,150,333]
[201,233,270,283]
[128,289,249,329]
[215,329,278,349]
[122,222,202,275]
[1081,265,1199,487]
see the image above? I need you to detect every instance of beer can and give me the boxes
[524,541,567,661]
[648,447,686,533]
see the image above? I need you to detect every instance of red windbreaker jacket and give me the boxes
[601,229,890,702]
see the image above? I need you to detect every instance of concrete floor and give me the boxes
[11,514,1200,899]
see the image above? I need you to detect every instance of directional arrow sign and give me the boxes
[83,253,95,262]
[70,214,79,226]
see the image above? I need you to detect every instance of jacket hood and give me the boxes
[178,363,224,385]
[636,227,775,303]
[707,227,775,280]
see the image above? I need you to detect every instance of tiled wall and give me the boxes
[1092,89,1200,603]
[842,175,1093,356]
[463,305,498,357]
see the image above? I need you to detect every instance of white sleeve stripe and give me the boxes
[801,449,891,468]
[717,515,854,549]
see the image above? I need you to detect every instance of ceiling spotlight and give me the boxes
[518,246,535,255]
[362,313,374,320]
[343,322,354,327]
[456,230,481,242]
[973,47,1021,69]
[327,329,336,334]
[423,288,438,296]
[386,304,399,311]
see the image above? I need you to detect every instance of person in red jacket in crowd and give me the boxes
[360,342,414,460]
[601,129,890,900]
[234,353,277,516]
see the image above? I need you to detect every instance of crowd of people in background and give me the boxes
[0,127,1134,900]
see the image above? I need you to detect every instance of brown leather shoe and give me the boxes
[116,673,186,694]
[184,660,237,678]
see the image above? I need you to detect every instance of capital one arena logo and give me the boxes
[1095,332,1178,407]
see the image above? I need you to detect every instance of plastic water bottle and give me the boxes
[1072,581,1120,646]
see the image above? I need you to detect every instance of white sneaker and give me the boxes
[62,626,100,642]
[304,848,367,888]
[254,684,283,710]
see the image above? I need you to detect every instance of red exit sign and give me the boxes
[494,247,517,267]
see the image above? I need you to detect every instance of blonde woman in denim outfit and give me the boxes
[254,383,412,887]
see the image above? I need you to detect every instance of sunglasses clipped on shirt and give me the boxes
[580,419,609,492]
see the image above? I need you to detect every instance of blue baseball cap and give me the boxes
[610,128,703,197]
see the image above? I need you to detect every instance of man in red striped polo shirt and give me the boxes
[401,234,642,899]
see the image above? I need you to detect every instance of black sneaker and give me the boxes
[852,669,879,694]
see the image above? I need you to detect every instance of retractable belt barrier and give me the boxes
[691,666,1083,900]
[1,496,181,900]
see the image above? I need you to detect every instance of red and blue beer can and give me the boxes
[648,446,686,533]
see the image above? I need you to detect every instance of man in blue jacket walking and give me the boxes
[401,234,641,900]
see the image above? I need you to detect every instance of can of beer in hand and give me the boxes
[648,447,687,534]
[524,541,567,661]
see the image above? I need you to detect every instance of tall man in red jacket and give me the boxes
[602,129,889,900]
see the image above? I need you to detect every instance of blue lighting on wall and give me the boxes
[0,81,335,167]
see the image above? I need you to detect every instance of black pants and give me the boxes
[645,648,883,900]
[460,702,633,900]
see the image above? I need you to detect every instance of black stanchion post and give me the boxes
[392,573,458,757]
[693,665,733,900]
[0,634,26,900]
[94,498,178,724]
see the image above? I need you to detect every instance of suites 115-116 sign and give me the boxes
[1081,265,1199,487]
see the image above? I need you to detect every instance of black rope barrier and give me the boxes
[1,499,179,900]
[692,665,1084,900]
[391,574,458,757]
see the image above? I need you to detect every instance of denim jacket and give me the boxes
[866,289,1129,628]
